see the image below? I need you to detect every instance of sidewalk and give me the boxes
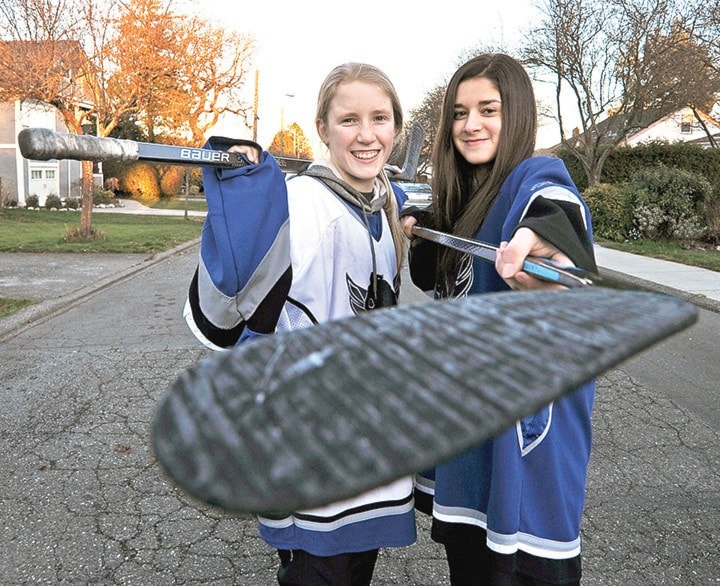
[594,244,720,311]
[93,197,207,217]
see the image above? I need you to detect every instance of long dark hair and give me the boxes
[432,53,537,282]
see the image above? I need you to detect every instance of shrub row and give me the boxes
[582,165,720,243]
[23,188,117,210]
[559,142,720,193]
[558,143,720,244]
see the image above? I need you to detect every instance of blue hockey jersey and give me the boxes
[412,156,596,566]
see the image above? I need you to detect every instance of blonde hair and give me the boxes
[316,63,407,270]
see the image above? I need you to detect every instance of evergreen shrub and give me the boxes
[625,165,713,240]
[582,183,633,241]
[45,194,62,209]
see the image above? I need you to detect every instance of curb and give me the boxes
[0,238,201,342]
[597,265,720,314]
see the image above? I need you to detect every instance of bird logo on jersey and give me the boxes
[346,273,401,315]
[435,254,474,300]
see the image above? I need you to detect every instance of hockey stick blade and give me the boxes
[18,128,248,168]
[152,288,697,515]
[386,121,424,181]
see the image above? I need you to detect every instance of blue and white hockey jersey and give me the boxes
[411,156,596,581]
[184,139,416,556]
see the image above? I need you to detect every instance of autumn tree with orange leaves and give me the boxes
[0,0,255,236]
[268,122,314,160]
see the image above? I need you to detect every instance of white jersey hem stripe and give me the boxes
[434,504,580,558]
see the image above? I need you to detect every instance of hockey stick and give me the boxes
[17,127,248,168]
[152,288,697,515]
[17,121,425,180]
[411,226,658,291]
[412,227,594,288]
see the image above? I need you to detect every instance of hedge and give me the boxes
[557,142,720,195]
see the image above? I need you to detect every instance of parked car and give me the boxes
[396,181,432,208]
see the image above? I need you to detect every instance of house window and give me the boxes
[45,170,55,179]
[681,113,694,133]
[31,170,42,179]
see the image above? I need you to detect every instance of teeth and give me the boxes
[354,151,377,160]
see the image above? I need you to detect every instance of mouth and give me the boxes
[352,150,381,161]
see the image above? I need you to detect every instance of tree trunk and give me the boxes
[79,160,94,235]
[586,168,602,188]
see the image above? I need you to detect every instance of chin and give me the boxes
[350,167,381,183]
[466,154,495,165]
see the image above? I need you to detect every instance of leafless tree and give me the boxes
[407,84,445,179]
[522,0,716,187]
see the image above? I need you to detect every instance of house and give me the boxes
[618,106,720,148]
[545,105,720,154]
[0,99,82,207]
[0,40,96,207]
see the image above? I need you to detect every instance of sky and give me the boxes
[177,0,558,152]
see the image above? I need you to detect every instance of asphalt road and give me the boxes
[0,243,718,584]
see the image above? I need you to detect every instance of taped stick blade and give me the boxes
[386,121,424,181]
[152,288,697,514]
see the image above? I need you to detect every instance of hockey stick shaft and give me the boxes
[413,227,652,291]
[18,128,248,168]
[19,122,426,178]
[412,227,593,288]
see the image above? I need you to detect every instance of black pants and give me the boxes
[440,525,580,586]
[276,549,379,586]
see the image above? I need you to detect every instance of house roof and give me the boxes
[546,105,719,152]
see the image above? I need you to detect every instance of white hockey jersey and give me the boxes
[184,144,416,556]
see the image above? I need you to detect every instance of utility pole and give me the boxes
[252,69,259,142]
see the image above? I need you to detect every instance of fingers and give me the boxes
[496,227,574,291]
[509,271,568,291]
[228,144,260,164]
[496,229,537,280]
[400,216,417,239]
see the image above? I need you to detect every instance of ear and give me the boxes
[316,120,328,145]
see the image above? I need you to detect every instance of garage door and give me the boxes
[28,164,60,206]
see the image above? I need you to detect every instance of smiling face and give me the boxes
[452,76,502,166]
[316,80,396,192]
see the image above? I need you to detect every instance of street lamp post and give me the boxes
[280,93,295,156]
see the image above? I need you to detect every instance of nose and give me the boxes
[464,110,484,132]
[357,121,375,143]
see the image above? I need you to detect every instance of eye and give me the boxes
[453,109,468,120]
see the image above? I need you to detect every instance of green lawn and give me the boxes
[599,239,720,273]
[0,296,36,319]
[0,208,204,253]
